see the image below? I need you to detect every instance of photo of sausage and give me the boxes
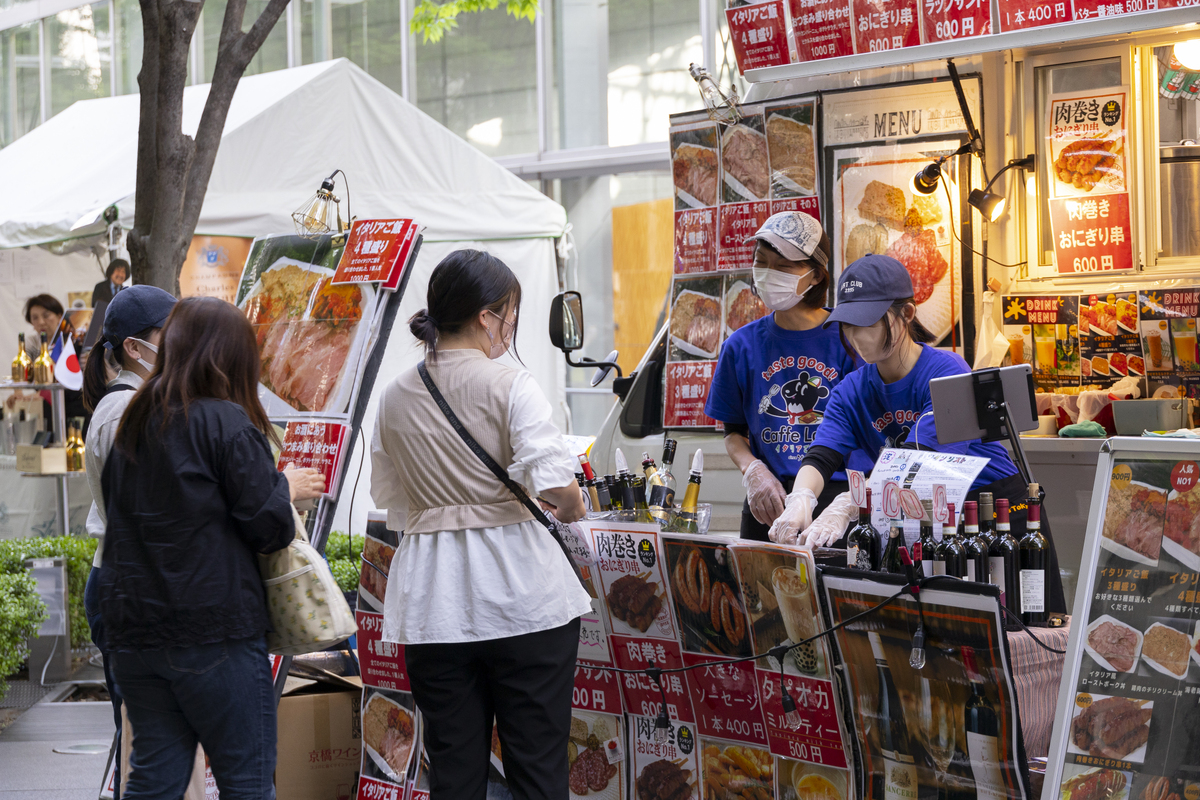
[664,539,752,658]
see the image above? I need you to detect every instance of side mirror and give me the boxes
[549,291,584,352]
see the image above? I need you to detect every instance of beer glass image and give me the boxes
[1172,319,1197,370]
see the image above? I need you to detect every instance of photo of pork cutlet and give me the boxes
[636,759,694,800]
[857,180,907,231]
[606,574,663,633]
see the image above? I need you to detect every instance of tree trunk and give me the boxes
[129,0,291,296]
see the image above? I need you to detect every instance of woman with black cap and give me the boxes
[770,254,1066,614]
[704,211,869,540]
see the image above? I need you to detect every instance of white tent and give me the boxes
[0,59,569,537]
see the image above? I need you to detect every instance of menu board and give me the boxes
[1046,440,1200,800]
[666,102,818,429]
[821,572,1029,800]
[726,0,797,72]
[1046,87,1136,275]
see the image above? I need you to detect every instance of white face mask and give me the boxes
[128,337,158,373]
[752,267,814,312]
[484,311,515,359]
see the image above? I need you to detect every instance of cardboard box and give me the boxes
[16,445,66,474]
[276,676,363,800]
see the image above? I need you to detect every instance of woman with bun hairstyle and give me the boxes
[770,254,1066,613]
[371,249,589,800]
[704,211,868,540]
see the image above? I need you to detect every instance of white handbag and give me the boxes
[259,506,357,655]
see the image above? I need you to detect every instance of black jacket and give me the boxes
[92,279,118,307]
[98,398,293,650]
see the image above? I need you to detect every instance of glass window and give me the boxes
[1033,57,1122,265]
[0,22,40,146]
[200,0,289,81]
[47,3,112,117]
[115,0,143,95]
[606,0,701,146]
[331,0,404,95]
[1152,42,1200,262]
[414,6,537,157]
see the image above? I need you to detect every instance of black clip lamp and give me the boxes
[967,154,1035,223]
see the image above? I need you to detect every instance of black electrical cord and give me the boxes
[941,169,1029,270]
[1001,606,1067,654]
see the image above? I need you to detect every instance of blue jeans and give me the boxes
[85,566,122,800]
[111,637,277,800]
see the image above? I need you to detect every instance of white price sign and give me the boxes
[932,484,949,524]
[899,488,925,520]
[849,470,867,508]
[882,480,901,519]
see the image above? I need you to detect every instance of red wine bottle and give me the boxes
[977,492,995,545]
[869,632,918,800]
[940,503,967,578]
[989,498,1020,621]
[963,501,988,582]
[881,514,905,575]
[1019,484,1048,626]
[962,646,1005,800]
[919,507,938,578]
[847,489,881,570]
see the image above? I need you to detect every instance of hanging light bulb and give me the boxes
[1175,39,1200,71]
[780,681,803,730]
[688,63,742,125]
[654,705,672,743]
[909,626,927,670]
[292,171,347,238]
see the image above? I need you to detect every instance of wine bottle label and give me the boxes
[856,548,873,570]
[922,559,936,578]
[966,562,976,582]
[648,485,675,509]
[1020,569,1045,613]
[847,545,859,568]
[988,557,1007,604]
[881,753,918,800]
[933,560,946,576]
[965,731,1006,800]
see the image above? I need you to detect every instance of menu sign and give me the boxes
[995,0,1070,30]
[726,0,795,72]
[791,0,853,61]
[332,219,418,285]
[276,420,348,497]
[1046,87,1135,275]
[920,0,992,41]
[1047,444,1200,800]
[850,0,922,53]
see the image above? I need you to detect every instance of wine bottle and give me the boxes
[629,474,657,523]
[641,452,658,486]
[940,503,967,578]
[919,506,938,579]
[963,501,988,582]
[614,448,639,511]
[978,492,995,545]
[648,439,678,521]
[869,632,918,800]
[11,333,31,382]
[31,332,54,385]
[989,498,1020,621]
[962,645,1005,800]
[66,418,85,472]
[578,455,603,512]
[1019,484,1048,626]
[881,514,905,575]
[667,449,703,533]
[604,475,621,510]
[846,489,881,570]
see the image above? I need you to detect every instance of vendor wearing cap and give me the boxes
[770,255,1066,613]
[704,211,868,541]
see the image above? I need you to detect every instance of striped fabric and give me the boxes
[1008,621,1071,760]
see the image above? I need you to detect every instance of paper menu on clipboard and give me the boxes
[865,448,988,532]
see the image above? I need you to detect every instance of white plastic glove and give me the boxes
[743,459,787,526]
[768,487,817,546]
[798,492,858,548]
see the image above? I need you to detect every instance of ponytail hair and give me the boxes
[410,249,523,363]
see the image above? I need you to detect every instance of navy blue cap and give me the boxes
[823,255,913,328]
[102,285,176,349]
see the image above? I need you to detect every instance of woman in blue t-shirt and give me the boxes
[704,211,865,541]
[770,254,1066,613]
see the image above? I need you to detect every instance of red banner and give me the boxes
[682,654,770,745]
[719,201,772,271]
[792,0,854,61]
[726,1,794,72]
[851,0,921,53]
[771,196,821,221]
[573,661,625,714]
[995,0,1069,30]
[333,219,417,285]
[277,420,347,496]
[920,0,992,41]
[356,775,402,800]
[610,635,695,723]
[1049,193,1134,274]
[1071,0,1156,18]
[664,360,717,428]
[757,670,848,767]
[674,209,718,274]
[356,611,410,692]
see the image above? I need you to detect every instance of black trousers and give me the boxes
[740,475,850,541]
[405,617,581,800]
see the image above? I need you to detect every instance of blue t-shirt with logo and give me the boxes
[812,343,1019,490]
[704,313,868,481]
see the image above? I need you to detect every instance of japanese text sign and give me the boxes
[726,0,795,72]
[333,219,418,285]
[356,610,409,692]
[664,360,718,428]
[276,420,347,497]
[791,0,853,61]
[683,653,769,745]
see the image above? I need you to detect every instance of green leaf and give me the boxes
[409,0,538,42]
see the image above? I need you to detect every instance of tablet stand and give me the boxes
[971,370,1043,503]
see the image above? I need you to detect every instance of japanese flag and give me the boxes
[50,333,83,391]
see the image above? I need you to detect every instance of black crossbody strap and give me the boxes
[417,361,586,588]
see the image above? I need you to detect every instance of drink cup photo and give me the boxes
[1006,332,1025,364]
[1172,319,1197,370]
[1033,325,1057,371]
[771,565,819,673]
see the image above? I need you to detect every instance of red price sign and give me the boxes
[356,610,410,691]
[332,219,417,284]
[932,484,949,524]
[850,0,920,54]
[573,661,625,714]
[664,361,717,428]
[771,196,821,221]
[682,653,769,745]
[276,421,347,497]
[726,0,794,72]
[995,0,1070,30]
[848,470,866,508]
[882,480,902,519]
[357,775,403,800]
[1173,461,1199,493]
[791,0,853,61]
[756,669,847,767]
[611,635,695,722]
[919,0,992,41]
[719,201,772,271]
[675,209,718,274]
[1049,194,1135,274]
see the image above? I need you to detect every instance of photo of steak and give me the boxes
[673,145,719,206]
[1071,696,1151,760]
[1064,769,1126,800]
[636,759,692,800]
[1088,621,1139,672]
[607,574,663,633]
[722,125,769,199]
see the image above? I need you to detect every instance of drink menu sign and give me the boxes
[1046,87,1135,275]
[1046,441,1200,800]
[667,101,819,428]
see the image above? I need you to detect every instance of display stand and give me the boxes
[6,381,71,535]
